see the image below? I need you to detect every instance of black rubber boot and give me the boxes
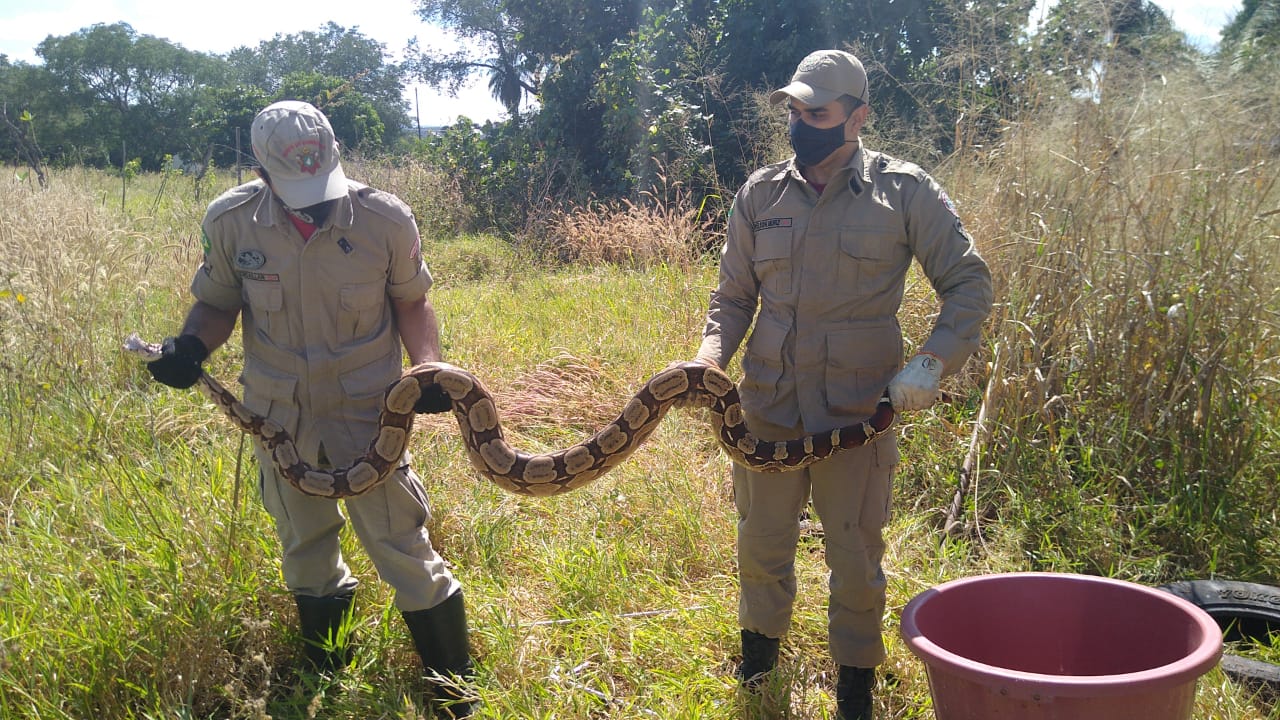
[294,591,356,673]
[836,666,875,720]
[402,590,476,718]
[734,629,780,690]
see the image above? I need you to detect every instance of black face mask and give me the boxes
[789,117,851,167]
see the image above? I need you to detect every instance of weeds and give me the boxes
[1,65,1278,717]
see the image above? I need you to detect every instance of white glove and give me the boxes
[888,352,944,411]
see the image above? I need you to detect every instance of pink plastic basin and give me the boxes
[901,572,1223,720]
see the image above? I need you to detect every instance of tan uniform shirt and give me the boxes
[191,180,432,467]
[697,147,992,434]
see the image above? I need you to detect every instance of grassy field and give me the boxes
[2,71,1279,719]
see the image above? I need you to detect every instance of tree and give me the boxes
[1220,0,1280,75]
[1,101,49,188]
[223,23,408,148]
[407,0,543,115]
[189,83,271,170]
[276,72,388,153]
[1032,0,1191,101]
[407,0,647,116]
[36,22,226,169]
[0,58,58,172]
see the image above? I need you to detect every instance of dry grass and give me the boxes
[343,154,473,238]
[929,67,1280,577]
[4,64,1280,716]
[525,175,720,269]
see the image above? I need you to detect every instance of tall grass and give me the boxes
[1,69,1278,718]
[939,69,1280,582]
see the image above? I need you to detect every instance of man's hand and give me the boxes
[146,334,209,389]
[888,352,944,411]
[414,385,453,414]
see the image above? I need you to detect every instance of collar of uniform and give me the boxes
[331,191,355,228]
[847,146,871,197]
[779,142,868,193]
[251,182,356,230]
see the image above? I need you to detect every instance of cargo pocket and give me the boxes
[338,353,401,452]
[837,228,905,296]
[825,323,900,417]
[753,231,793,297]
[740,314,790,410]
[240,365,300,443]
[339,281,386,340]
[243,280,288,344]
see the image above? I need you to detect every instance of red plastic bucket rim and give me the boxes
[900,572,1224,698]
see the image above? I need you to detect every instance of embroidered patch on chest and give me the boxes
[237,271,281,282]
[752,217,794,232]
[235,249,267,270]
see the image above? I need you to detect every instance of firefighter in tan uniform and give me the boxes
[146,101,476,717]
[691,51,992,719]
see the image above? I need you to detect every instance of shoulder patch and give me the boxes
[939,189,960,217]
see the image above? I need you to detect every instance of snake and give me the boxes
[123,334,895,498]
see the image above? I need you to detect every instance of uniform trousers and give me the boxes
[733,414,895,668]
[255,444,461,612]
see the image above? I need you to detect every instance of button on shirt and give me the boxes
[191,180,432,467]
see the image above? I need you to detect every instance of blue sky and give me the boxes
[0,0,1242,125]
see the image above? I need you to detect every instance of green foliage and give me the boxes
[189,84,271,169]
[1,21,403,172]
[274,72,387,154]
[593,6,718,197]
[3,111,1280,715]
[35,22,227,169]
[119,156,141,179]
[410,117,552,234]
[224,22,409,148]
[1031,0,1195,102]
[1220,0,1280,75]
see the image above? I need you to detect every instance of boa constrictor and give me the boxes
[123,334,895,498]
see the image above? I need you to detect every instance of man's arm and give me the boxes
[145,300,240,389]
[695,186,760,368]
[391,294,443,366]
[180,300,241,354]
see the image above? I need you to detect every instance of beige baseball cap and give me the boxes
[769,50,869,107]
[251,100,348,208]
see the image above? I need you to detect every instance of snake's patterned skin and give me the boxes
[124,334,894,497]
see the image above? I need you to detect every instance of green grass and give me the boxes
[2,68,1279,718]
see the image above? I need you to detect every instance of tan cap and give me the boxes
[251,100,348,208]
[769,50,869,107]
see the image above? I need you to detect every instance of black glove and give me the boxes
[146,334,209,389]
[414,384,453,414]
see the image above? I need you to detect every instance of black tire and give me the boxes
[1221,654,1280,701]
[1158,579,1280,701]
[1158,579,1280,643]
